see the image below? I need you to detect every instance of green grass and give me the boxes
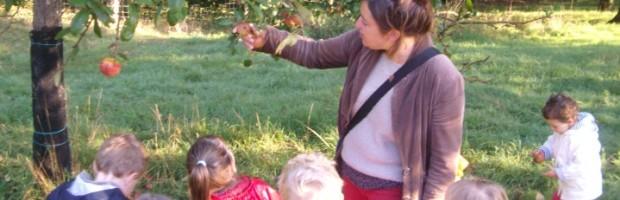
[1,10,620,199]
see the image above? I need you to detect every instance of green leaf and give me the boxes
[233,9,243,22]
[86,0,113,25]
[54,28,72,40]
[93,19,102,38]
[70,9,90,35]
[154,2,163,25]
[465,0,474,12]
[121,4,140,41]
[167,0,183,11]
[243,59,252,67]
[67,46,80,61]
[128,3,140,22]
[292,0,312,25]
[248,2,263,22]
[431,0,440,8]
[69,0,87,8]
[117,52,129,61]
[4,0,13,12]
[166,0,187,26]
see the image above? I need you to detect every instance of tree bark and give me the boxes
[610,8,620,23]
[31,0,71,180]
[599,0,612,11]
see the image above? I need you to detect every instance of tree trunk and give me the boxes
[599,0,612,11]
[610,8,620,23]
[31,0,71,180]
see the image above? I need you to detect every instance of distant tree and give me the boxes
[599,0,613,11]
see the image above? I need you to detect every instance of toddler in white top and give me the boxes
[531,93,602,200]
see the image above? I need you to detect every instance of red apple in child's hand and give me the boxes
[99,57,122,77]
[531,150,545,163]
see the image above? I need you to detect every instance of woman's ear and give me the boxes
[387,29,401,42]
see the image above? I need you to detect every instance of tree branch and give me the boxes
[0,6,21,37]
[460,56,491,72]
[65,18,93,65]
[458,15,552,25]
[436,14,551,26]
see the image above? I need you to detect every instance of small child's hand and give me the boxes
[542,169,558,179]
[531,149,545,164]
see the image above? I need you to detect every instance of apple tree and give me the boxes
[1,0,187,180]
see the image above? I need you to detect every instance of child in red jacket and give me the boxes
[186,135,280,200]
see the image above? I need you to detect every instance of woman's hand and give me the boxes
[232,22,266,50]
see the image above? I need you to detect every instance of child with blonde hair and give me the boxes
[278,152,344,200]
[445,177,508,200]
[531,93,602,200]
[186,135,280,200]
[47,133,148,200]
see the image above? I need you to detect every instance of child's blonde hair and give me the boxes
[445,177,508,200]
[278,152,343,200]
[95,133,147,177]
[186,136,237,200]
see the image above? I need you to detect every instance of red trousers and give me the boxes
[553,190,561,200]
[343,177,402,200]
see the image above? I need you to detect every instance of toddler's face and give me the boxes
[545,119,572,134]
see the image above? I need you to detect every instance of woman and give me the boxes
[237,0,464,199]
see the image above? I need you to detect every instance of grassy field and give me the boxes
[1,9,619,199]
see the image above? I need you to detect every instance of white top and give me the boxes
[341,54,403,182]
[539,112,602,200]
[67,171,120,196]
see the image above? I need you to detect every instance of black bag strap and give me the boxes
[344,47,440,134]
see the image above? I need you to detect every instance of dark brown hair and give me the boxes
[542,93,579,123]
[95,133,147,177]
[366,0,434,36]
[186,136,237,200]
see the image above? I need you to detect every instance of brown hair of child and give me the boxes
[186,136,237,200]
[94,134,147,177]
[542,93,579,123]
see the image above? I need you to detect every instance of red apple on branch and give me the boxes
[99,57,122,77]
[283,14,303,28]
